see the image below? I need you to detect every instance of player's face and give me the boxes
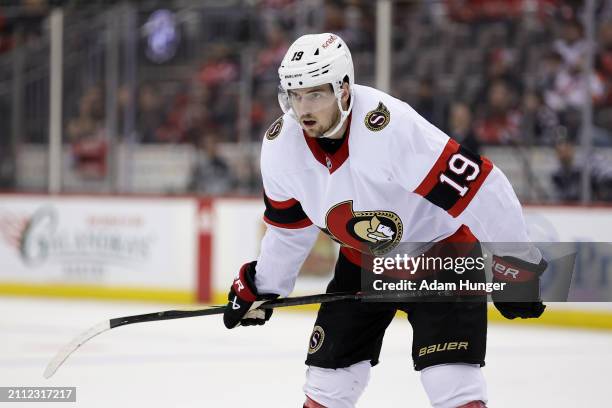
[287,85,339,137]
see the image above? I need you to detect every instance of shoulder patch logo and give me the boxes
[266,117,284,140]
[364,102,390,132]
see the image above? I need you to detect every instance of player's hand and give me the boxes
[223,261,278,329]
[491,256,548,319]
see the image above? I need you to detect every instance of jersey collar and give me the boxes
[302,113,352,174]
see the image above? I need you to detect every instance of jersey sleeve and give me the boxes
[254,171,320,296]
[456,165,542,262]
[404,121,541,263]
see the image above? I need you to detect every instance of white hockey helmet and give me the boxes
[278,33,354,138]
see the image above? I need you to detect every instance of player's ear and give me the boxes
[341,82,350,104]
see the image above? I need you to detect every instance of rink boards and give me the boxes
[0,194,611,329]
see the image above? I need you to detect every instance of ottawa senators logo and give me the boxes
[325,200,403,256]
[308,326,325,354]
[265,116,283,140]
[364,102,390,131]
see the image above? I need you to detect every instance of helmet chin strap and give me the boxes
[318,88,354,139]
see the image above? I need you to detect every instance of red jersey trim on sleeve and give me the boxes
[266,196,299,210]
[414,139,493,218]
[263,216,313,229]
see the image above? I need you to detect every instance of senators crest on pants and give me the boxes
[308,326,325,354]
[324,200,403,256]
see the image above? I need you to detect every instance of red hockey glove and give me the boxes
[491,255,548,319]
[223,261,278,329]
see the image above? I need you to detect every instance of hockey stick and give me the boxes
[43,291,360,379]
[43,289,452,379]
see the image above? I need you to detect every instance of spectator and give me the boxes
[155,90,189,144]
[156,81,212,144]
[207,85,238,139]
[414,78,435,124]
[233,157,261,195]
[448,102,480,155]
[4,0,48,50]
[188,133,235,194]
[0,96,14,188]
[595,20,612,131]
[535,51,564,93]
[414,78,447,129]
[551,136,612,202]
[544,18,606,140]
[0,12,14,54]
[543,61,605,136]
[70,137,108,179]
[553,18,587,69]
[551,136,582,201]
[475,80,521,144]
[445,0,523,23]
[521,90,560,144]
[182,81,213,144]
[131,83,166,143]
[590,154,612,201]
[258,0,296,10]
[474,48,522,116]
[66,85,105,142]
[66,85,107,179]
[254,23,288,82]
[323,0,371,53]
[198,45,239,89]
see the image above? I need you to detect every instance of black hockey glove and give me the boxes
[491,255,548,319]
[223,261,278,329]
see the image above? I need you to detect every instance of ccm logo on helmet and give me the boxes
[322,34,337,48]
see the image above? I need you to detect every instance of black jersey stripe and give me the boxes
[263,193,311,227]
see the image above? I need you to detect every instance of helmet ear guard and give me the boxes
[325,83,354,138]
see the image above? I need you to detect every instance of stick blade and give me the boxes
[43,320,111,379]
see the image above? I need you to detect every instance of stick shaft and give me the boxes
[109,292,357,329]
[108,289,449,329]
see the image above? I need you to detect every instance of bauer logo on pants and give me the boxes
[364,102,390,131]
[418,341,469,357]
[308,326,325,354]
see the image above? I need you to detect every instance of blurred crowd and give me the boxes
[0,0,47,54]
[1,0,611,200]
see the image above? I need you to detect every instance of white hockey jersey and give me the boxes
[255,84,540,296]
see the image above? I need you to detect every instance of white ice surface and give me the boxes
[1,297,611,407]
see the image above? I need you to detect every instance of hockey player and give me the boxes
[223,33,547,408]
